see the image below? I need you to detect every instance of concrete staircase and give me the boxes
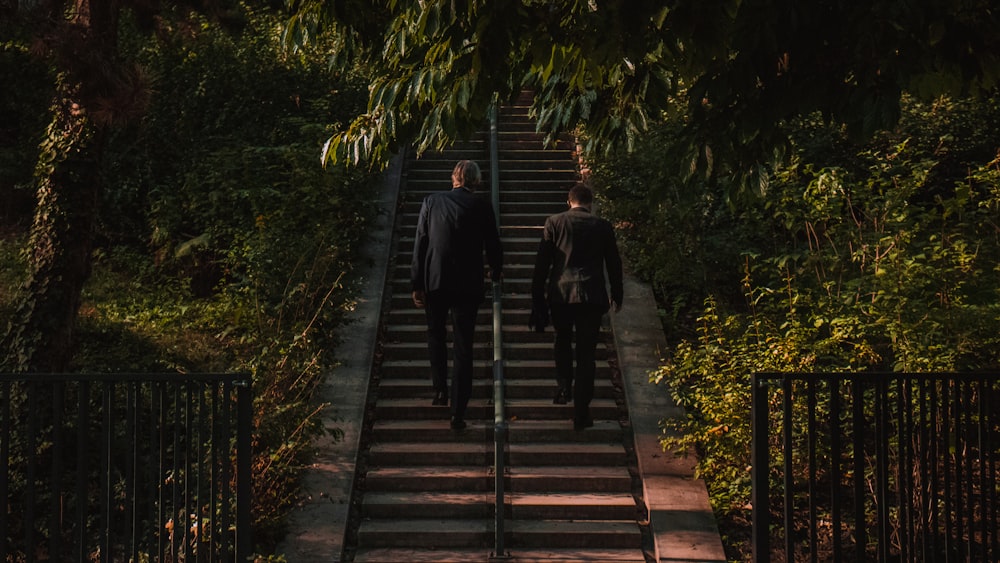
[348,94,650,563]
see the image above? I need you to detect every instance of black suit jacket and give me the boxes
[411,187,503,297]
[532,206,623,312]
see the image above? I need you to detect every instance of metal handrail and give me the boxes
[488,100,509,559]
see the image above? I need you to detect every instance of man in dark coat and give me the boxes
[411,160,503,430]
[531,182,623,430]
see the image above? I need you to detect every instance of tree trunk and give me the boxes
[2,78,103,373]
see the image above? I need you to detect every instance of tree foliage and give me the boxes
[591,94,1000,553]
[287,0,1000,181]
[2,2,375,550]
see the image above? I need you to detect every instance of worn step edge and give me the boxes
[354,547,647,563]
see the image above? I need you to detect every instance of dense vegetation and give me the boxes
[1,6,376,552]
[5,0,1000,559]
[590,94,1000,557]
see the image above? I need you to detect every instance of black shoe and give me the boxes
[573,416,594,431]
[432,390,448,406]
[553,387,571,405]
[450,416,467,430]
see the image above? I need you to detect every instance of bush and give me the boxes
[590,94,1000,557]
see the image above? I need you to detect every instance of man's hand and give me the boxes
[611,300,622,313]
[412,290,426,308]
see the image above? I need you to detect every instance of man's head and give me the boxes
[567,183,594,208]
[452,160,482,189]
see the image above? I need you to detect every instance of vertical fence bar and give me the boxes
[929,379,941,559]
[25,380,38,563]
[235,377,253,562]
[197,381,206,563]
[806,379,818,563]
[157,380,169,559]
[875,377,889,562]
[989,378,999,559]
[102,381,114,563]
[126,382,138,563]
[183,381,194,560]
[781,377,794,562]
[210,382,220,563]
[76,380,90,561]
[830,376,843,561]
[984,377,998,559]
[0,381,9,563]
[959,379,970,559]
[50,381,64,559]
[751,373,771,563]
[851,378,866,558]
[898,378,912,563]
[220,380,232,559]
[944,380,954,561]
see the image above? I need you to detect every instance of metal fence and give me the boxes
[752,372,1000,563]
[0,373,252,562]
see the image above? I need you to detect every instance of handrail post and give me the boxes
[751,373,772,563]
[487,98,511,561]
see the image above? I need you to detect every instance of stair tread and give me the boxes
[364,491,491,504]
[510,466,631,478]
[376,397,617,407]
[352,97,648,560]
[354,547,646,563]
[510,492,636,505]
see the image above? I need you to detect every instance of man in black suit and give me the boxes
[411,160,503,430]
[531,183,623,431]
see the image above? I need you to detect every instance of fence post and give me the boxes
[751,373,771,563]
[235,377,253,561]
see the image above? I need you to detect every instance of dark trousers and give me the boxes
[550,303,605,419]
[425,290,481,418]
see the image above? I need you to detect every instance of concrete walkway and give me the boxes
[276,157,726,562]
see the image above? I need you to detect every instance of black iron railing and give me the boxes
[0,372,253,562]
[752,372,1000,563]
[488,100,511,561]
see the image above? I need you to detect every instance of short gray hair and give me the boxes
[451,160,481,188]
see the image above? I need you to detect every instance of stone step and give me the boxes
[353,547,646,563]
[373,398,619,421]
[507,520,642,549]
[368,442,490,466]
[382,323,598,344]
[358,518,642,552]
[396,199,567,216]
[406,147,576,162]
[496,138,575,151]
[379,359,612,379]
[380,341,608,361]
[406,167,578,182]
[508,466,632,493]
[364,466,492,492]
[395,212,554,230]
[386,289,544,306]
[395,235,542,252]
[360,491,636,521]
[509,492,638,520]
[356,517,640,550]
[508,443,627,466]
[368,442,626,467]
[361,491,492,518]
[375,378,616,400]
[402,189,570,203]
[370,419,622,443]
[507,419,624,442]
[355,518,491,549]
[385,306,556,325]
